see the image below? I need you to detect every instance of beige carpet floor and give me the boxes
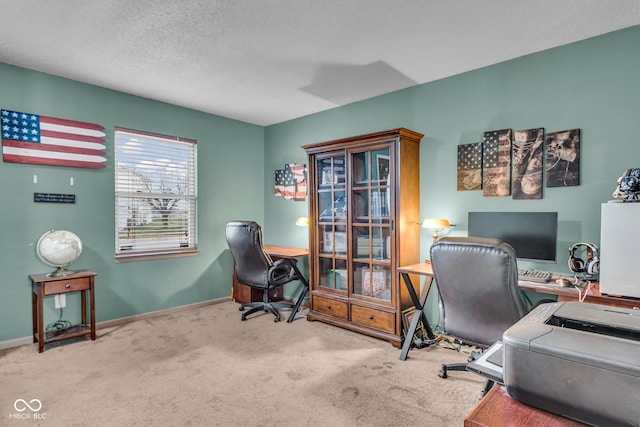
[1,301,485,426]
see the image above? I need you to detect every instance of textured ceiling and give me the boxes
[1,1,639,126]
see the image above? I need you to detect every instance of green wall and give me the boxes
[0,64,265,343]
[3,25,639,346]
[264,25,640,323]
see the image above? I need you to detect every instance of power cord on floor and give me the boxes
[45,307,72,333]
[429,303,462,351]
[435,333,462,351]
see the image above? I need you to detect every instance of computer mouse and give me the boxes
[555,277,572,287]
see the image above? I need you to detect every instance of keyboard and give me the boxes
[518,269,552,283]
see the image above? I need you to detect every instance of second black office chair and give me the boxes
[225,220,308,322]
[430,237,528,383]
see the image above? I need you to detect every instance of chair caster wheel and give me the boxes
[439,365,448,379]
[241,316,247,321]
[239,307,245,312]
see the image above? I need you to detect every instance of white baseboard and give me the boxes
[97,297,229,329]
[0,336,34,351]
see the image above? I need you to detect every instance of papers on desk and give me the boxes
[467,341,505,385]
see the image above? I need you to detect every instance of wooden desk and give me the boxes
[519,280,640,310]
[232,245,309,323]
[262,245,309,259]
[465,384,586,426]
[30,270,97,353]
[397,262,436,361]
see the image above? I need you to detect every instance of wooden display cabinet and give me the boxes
[303,128,423,347]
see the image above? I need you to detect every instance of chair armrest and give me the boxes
[268,258,297,285]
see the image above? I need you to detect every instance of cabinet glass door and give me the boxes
[350,147,392,302]
[316,155,347,292]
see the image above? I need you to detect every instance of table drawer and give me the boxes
[43,277,90,295]
[313,295,348,319]
[351,305,395,333]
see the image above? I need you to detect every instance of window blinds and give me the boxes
[114,128,197,258]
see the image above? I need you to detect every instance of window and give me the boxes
[115,127,197,261]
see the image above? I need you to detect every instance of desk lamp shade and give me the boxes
[295,217,309,227]
[422,218,450,242]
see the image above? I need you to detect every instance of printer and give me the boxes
[502,301,640,426]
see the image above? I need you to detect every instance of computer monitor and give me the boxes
[468,211,558,263]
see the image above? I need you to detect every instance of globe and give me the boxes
[36,230,83,277]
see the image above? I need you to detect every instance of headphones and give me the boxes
[568,242,600,276]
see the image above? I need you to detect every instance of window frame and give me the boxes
[114,127,198,262]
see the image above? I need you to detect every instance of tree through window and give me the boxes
[115,128,197,260]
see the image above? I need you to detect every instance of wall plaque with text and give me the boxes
[34,193,76,204]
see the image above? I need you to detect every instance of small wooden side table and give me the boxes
[30,269,97,353]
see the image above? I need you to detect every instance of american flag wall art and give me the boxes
[457,142,482,191]
[274,163,307,200]
[1,109,106,169]
[482,129,512,197]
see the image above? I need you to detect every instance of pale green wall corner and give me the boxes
[0,64,265,342]
[264,25,640,324]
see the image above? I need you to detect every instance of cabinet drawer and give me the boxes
[313,295,348,319]
[43,277,90,295]
[351,305,395,333]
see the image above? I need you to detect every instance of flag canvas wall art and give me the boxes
[274,163,307,200]
[482,129,511,197]
[1,109,106,169]
[457,142,482,191]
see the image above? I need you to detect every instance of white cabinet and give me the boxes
[600,202,640,298]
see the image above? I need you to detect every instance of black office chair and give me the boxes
[430,237,528,386]
[225,220,307,322]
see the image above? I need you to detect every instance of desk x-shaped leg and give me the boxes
[399,272,435,360]
[287,262,310,323]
